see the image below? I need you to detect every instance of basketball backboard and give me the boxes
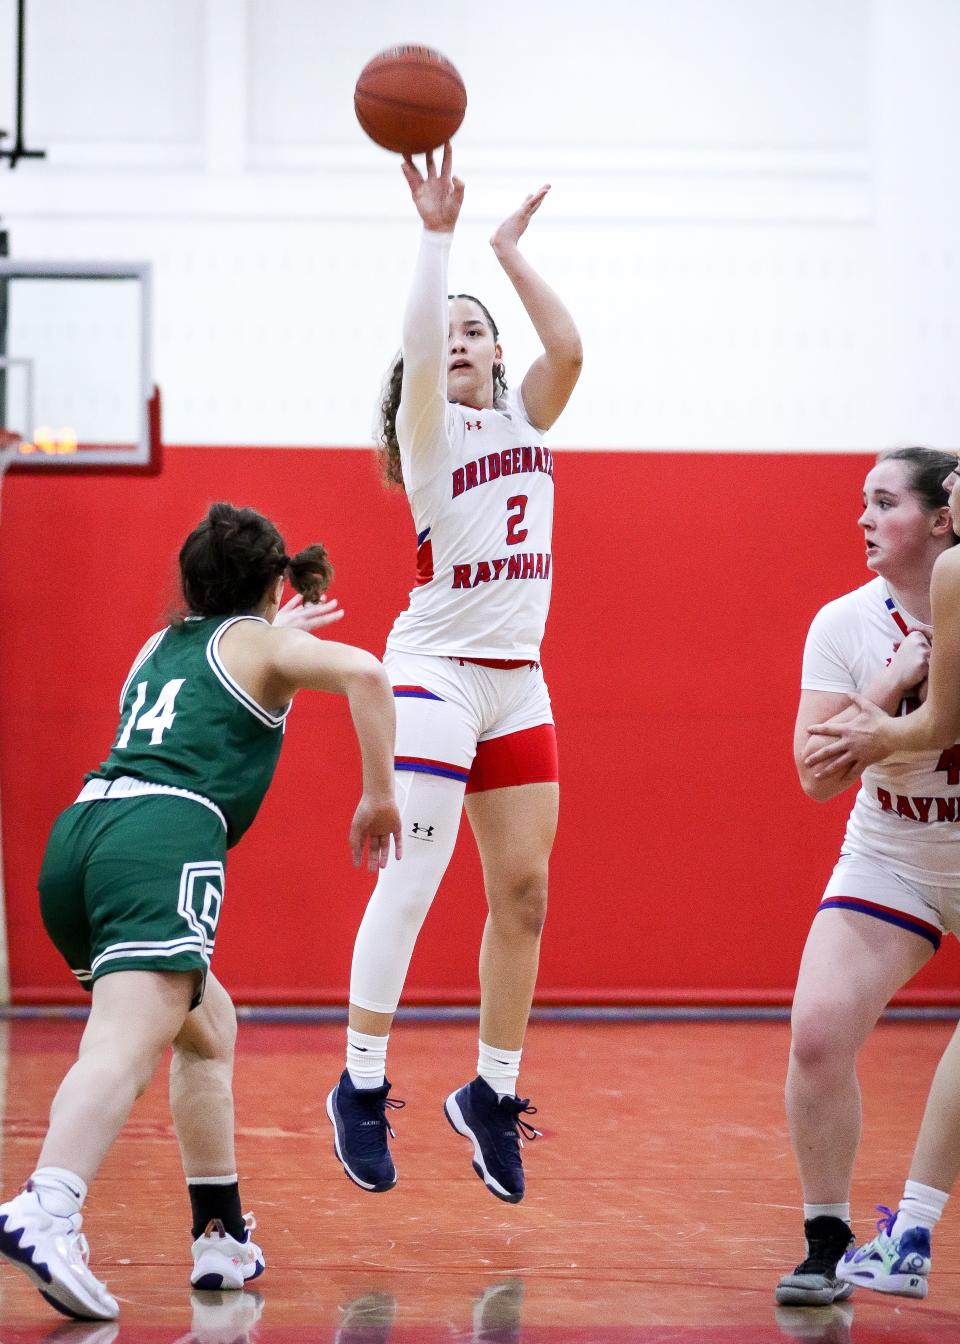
[0,260,160,472]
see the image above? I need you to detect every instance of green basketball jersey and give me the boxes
[89,615,288,845]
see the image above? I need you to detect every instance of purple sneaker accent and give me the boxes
[836,1204,931,1298]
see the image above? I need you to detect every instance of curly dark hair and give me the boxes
[378,293,508,488]
[179,502,334,615]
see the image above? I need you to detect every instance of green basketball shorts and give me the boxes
[38,792,227,1004]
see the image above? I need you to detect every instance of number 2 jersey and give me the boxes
[802,576,960,885]
[385,229,554,661]
[87,615,288,846]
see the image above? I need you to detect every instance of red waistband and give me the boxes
[450,656,538,670]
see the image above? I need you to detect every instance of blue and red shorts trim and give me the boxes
[817,896,942,951]
[393,724,558,794]
[393,685,443,701]
[394,755,471,784]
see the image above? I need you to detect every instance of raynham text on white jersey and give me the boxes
[388,393,555,661]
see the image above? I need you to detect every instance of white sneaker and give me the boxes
[190,1213,265,1291]
[0,1186,119,1321]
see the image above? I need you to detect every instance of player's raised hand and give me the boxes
[274,592,344,634]
[349,792,403,871]
[803,693,893,777]
[401,142,464,232]
[491,185,550,252]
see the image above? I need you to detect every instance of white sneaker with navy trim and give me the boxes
[190,1213,265,1291]
[0,1186,119,1320]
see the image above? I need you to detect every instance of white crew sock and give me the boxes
[346,1027,389,1090]
[891,1179,948,1237]
[29,1166,87,1218]
[803,1202,851,1226]
[478,1041,522,1100]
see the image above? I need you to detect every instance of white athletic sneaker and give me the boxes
[0,1186,119,1321]
[835,1208,931,1298]
[190,1213,265,1291]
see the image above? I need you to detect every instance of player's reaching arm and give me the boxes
[222,623,401,870]
[491,189,583,430]
[396,143,464,484]
[806,549,960,775]
[271,631,400,870]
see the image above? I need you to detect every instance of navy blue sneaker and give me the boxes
[326,1071,404,1192]
[443,1077,541,1203]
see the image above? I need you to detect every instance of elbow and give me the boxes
[795,760,834,801]
[565,338,584,377]
[798,773,845,803]
[351,657,388,686]
[348,659,392,699]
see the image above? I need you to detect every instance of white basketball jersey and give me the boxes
[802,576,960,884]
[387,390,553,659]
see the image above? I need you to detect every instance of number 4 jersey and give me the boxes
[802,576,960,885]
[386,388,555,661]
[88,615,288,846]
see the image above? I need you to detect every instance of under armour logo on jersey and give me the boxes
[465,419,482,431]
[411,822,435,840]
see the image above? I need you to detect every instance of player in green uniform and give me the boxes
[0,502,401,1321]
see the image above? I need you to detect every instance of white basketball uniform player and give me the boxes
[349,229,559,1015]
[384,228,558,798]
[802,576,960,948]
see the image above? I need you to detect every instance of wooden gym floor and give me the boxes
[1,1016,959,1342]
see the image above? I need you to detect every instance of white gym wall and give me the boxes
[0,0,957,452]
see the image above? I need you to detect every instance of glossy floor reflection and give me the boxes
[1,1018,959,1341]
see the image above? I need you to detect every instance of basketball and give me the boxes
[354,46,466,155]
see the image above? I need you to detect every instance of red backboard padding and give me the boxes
[2,447,957,1004]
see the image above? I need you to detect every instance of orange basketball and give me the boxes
[354,46,466,155]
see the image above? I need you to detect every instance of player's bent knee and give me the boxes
[175,978,238,1062]
[789,1003,862,1072]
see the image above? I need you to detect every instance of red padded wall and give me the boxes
[2,447,958,1004]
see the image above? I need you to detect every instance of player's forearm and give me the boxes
[884,699,960,754]
[794,734,860,800]
[401,230,451,384]
[346,667,397,799]
[492,241,582,365]
[860,665,919,716]
[396,229,451,450]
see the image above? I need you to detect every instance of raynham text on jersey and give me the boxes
[452,445,554,498]
[876,790,960,822]
[452,552,551,589]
